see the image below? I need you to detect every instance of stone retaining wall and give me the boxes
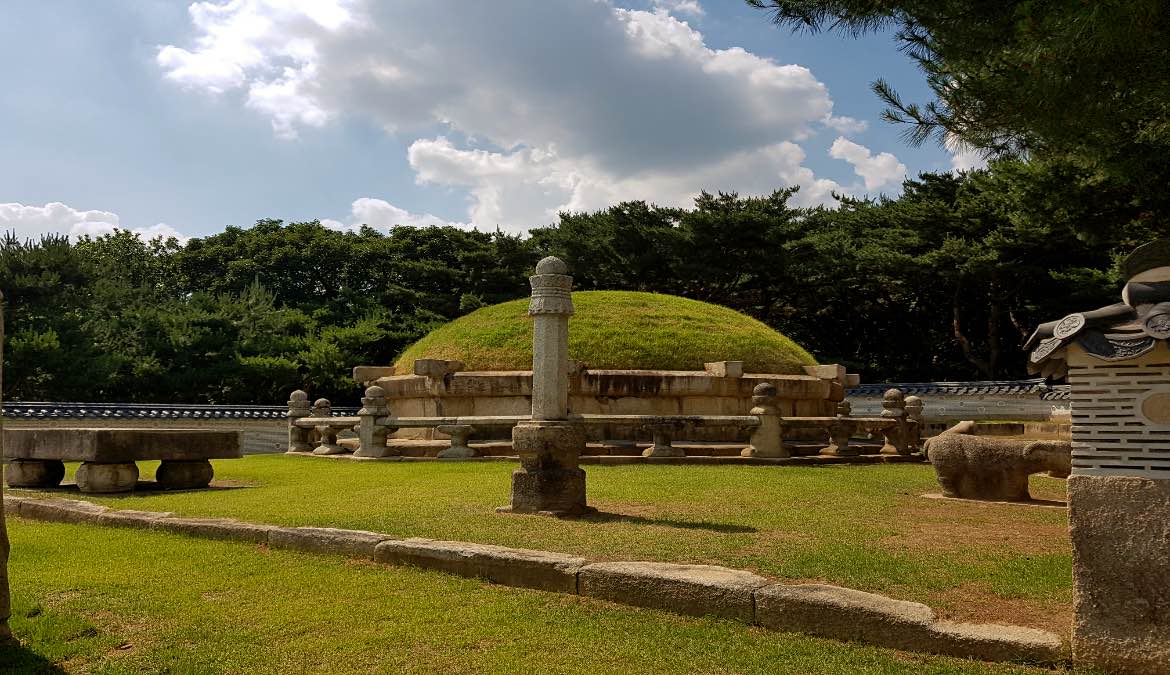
[5,496,1066,666]
[369,363,855,443]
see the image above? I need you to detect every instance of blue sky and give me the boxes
[0,0,975,242]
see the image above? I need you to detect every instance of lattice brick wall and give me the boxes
[1068,349,1170,478]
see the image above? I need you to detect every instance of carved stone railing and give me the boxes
[286,384,924,460]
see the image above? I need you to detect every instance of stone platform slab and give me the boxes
[4,428,241,462]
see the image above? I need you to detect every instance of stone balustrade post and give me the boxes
[879,388,910,455]
[436,424,475,459]
[742,382,788,458]
[355,386,390,458]
[286,389,312,453]
[504,257,592,515]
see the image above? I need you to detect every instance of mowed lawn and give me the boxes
[14,455,1073,633]
[4,520,1059,674]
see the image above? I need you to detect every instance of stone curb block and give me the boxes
[151,517,276,544]
[755,584,1063,663]
[373,538,585,593]
[578,562,768,622]
[8,497,110,525]
[98,509,176,530]
[269,527,394,559]
[928,621,1064,663]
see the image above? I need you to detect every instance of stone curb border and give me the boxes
[5,496,1066,666]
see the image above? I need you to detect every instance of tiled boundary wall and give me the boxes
[848,379,1070,423]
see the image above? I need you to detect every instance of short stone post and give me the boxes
[742,382,788,458]
[287,390,312,453]
[879,388,909,455]
[436,424,475,459]
[822,400,858,457]
[0,291,12,645]
[504,257,591,516]
[903,395,925,454]
[642,423,683,458]
[311,398,345,456]
[354,386,390,458]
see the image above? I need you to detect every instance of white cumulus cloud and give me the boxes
[0,202,188,242]
[829,137,907,191]
[321,197,464,232]
[945,134,988,172]
[161,0,876,230]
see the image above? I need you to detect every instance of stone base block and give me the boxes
[374,538,586,593]
[75,462,138,494]
[579,561,767,622]
[155,460,213,490]
[5,459,65,488]
[506,421,590,516]
[1070,474,1170,674]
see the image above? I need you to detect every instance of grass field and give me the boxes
[392,290,817,373]
[14,455,1073,634]
[2,519,1061,674]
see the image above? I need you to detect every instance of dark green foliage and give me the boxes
[0,162,1160,404]
[747,0,1170,241]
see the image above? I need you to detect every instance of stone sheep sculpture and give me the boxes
[924,422,1072,502]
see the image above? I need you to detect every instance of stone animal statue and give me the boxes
[924,422,1072,502]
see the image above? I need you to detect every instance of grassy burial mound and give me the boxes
[394,291,817,374]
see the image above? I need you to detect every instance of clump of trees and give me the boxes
[1,161,1158,405]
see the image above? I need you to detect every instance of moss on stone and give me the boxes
[393,291,816,374]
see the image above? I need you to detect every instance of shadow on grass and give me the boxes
[583,511,757,533]
[0,640,66,675]
[17,482,252,498]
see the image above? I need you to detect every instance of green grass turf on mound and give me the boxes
[393,291,817,373]
[3,520,1054,674]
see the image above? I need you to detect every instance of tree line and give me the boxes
[0,159,1160,405]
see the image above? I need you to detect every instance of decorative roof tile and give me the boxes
[1,403,358,420]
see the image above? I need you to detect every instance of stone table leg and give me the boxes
[642,424,684,458]
[156,460,214,490]
[75,462,139,493]
[436,425,475,459]
[5,459,66,488]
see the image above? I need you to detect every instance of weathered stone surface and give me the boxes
[155,459,214,490]
[756,583,1063,662]
[435,424,475,459]
[4,459,65,488]
[705,361,744,378]
[924,426,1071,501]
[152,517,275,544]
[0,461,11,644]
[374,538,585,593]
[579,562,767,622]
[508,420,589,515]
[5,428,242,463]
[1069,475,1170,674]
[98,509,175,530]
[929,621,1064,663]
[755,584,936,649]
[15,498,109,524]
[352,365,395,384]
[75,462,139,493]
[269,527,392,558]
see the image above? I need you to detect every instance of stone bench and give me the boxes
[3,428,241,493]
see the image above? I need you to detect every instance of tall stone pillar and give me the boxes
[0,291,12,645]
[503,257,591,516]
